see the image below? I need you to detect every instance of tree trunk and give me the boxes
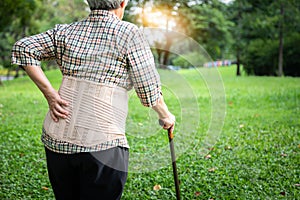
[14,67,20,78]
[153,41,164,68]
[236,51,241,76]
[163,15,172,66]
[236,2,242,76]
[157,49,163,66]
[162,38,172,66]
[278,3,284,77]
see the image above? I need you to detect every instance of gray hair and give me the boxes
[87,0,124,10]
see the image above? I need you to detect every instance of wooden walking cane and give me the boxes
[168,127,181,200]
[160,120,180,200]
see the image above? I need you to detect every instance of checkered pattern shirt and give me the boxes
[11,10,161,154]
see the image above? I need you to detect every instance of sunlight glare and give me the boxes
[144,11,176,30]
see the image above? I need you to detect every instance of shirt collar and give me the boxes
[89,10,119,20]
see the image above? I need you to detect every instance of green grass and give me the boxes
[0,66,299,199]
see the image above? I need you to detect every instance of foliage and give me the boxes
[0,0,37,33]
[0,0,38,68]
[1,67,300,199]
[283,33,300,77]
[36,0,89,30]
[125,0,234,66]
[186,0,234,60]
[243,32,300,77]
[242,39,278,76]
[1,0,300,76]
[0,0,89,70]
[230,0,300,76]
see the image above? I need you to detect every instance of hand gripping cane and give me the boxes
[159,120,181,200]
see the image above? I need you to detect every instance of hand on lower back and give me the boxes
[22,65,69,122]
[45,89,69,122]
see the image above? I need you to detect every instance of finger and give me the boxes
[163,123,172,130]
[55,103,69,116]
[50,110,59,122]
[59,98,69,107]
[52,107,68,119]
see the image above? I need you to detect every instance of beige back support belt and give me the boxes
[43,76,128,147]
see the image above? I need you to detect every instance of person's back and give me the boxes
[11,0,175,199]
[54,10,144,87]
[39,9,161,149]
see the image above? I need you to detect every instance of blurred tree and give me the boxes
[124,0,192,67]
[0,0,89,75]
[231,0,300,76]
[0,0,38,77]
[187,0,234,60]
[227,0,251,76]
[38,0,89,29]
[124,0,234,67]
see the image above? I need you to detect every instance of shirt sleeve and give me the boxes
[126,28,162,107]
[11,25,63,67]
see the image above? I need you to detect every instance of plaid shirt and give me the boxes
[11,10,161,154]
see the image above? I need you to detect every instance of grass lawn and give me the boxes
[0,66,299,199]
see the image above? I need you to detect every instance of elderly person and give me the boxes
[11,0,175,199]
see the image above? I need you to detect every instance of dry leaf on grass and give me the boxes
[153,184,161,191]
[207,147,215,151]
[280,191,286,196]
[208,167,217,172]
[194,191,201,196]
[42,186,49,191]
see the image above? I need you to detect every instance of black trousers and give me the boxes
[45,147,129,200]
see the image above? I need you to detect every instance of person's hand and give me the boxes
[44,88,69,122]
[159,113,175,133]
[22,65,69,122]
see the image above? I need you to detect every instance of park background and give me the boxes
[0,0,300,199]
